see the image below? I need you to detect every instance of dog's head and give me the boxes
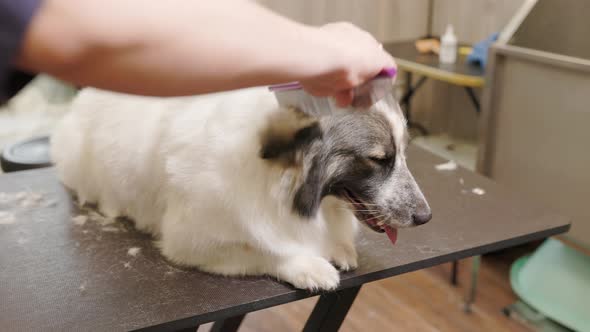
[260,99,431,237]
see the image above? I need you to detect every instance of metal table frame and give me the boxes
[397,57,484,136]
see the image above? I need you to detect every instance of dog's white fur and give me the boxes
[53,87,390,290]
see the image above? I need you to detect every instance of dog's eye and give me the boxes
[367,156,391,165]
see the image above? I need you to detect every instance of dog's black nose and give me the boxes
[412,211,432,225]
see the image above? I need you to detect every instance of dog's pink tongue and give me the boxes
[384,226,398,245]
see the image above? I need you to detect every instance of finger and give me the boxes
[334,90,354,108]
[301,80,343,97]
[382,51,397,69]
[303,86,332,97]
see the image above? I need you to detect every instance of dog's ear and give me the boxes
[259,107,325,217]
[260,123,322,163]
[293,155,326,218]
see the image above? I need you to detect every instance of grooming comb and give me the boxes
[269,68,397,117]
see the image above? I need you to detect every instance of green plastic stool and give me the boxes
[510,238,590,332]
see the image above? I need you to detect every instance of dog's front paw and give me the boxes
[329,242,358,271]
[277,256,340,291]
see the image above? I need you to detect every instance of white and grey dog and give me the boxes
[51,87,431,291]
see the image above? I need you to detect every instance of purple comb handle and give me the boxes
[376,67,397,78]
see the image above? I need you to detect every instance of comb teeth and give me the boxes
[273,89,336,117]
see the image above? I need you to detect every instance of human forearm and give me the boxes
[17,0,361,96]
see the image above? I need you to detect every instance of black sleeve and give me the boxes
[0,0,43,104]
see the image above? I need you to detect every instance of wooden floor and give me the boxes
[200,246,537,332]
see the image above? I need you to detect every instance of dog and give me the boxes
[51,86,431,290]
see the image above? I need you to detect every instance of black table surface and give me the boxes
[0,146,569,331]
[384,40,485,79]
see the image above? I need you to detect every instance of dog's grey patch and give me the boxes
[261,100,431,229]
[291,110,399,219]
[293,155,325,217]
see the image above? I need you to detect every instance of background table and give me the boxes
[0,146,569,331]
[385,41,485,135]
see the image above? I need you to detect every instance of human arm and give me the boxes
[15,0,394,104]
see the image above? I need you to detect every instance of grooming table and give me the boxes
[0,146,569,332]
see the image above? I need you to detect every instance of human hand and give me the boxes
[300,23,396,107]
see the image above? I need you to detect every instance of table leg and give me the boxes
[403,71,413,118]
[303,286,361,332]
[463,255,481,313]
[210,314,246,332]
[401,74,429,136]
[464,87,481,113]
[451,260,459,285]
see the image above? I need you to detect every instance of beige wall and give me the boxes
[256,0,429,42]
[432,0,525,43]
[414,0,525,140]
[257,0,525,140]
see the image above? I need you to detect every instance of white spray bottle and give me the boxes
[439,24,458,64]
